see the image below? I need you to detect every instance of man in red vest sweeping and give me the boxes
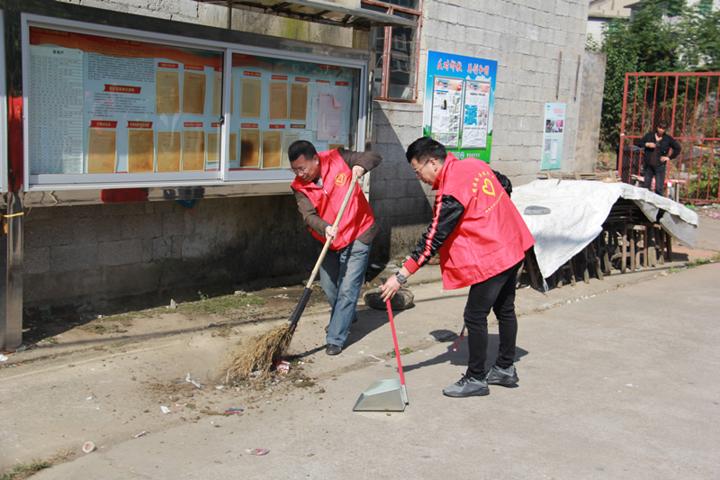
[381,137,534,398]
[289,140,381,356]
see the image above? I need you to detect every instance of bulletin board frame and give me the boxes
[0,10,7,194]
[20,13,368,192]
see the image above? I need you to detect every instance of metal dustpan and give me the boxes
[353,300,409,412]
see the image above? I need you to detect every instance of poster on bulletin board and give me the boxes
[423,51,497,162]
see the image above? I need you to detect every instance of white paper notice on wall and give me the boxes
[29,45,84,174]
[316,93,341,142]
[430,76,463,147]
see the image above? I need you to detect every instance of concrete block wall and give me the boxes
[574,51,607,172]
[370,0,591,260]
[24,197,316,307]
[56,0,356,49]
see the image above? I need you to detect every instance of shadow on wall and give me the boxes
[368,107,433,270]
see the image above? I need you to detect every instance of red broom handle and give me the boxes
[385,300,406,386]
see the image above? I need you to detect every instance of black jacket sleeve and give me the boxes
[406,195,464,270]
[668,136,682,159]
[635,133,652,148]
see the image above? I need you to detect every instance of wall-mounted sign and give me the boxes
[423,51,497,162]
[541,102,566,170]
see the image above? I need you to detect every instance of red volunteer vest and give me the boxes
[434,154,534,289]
[291,149,375,251]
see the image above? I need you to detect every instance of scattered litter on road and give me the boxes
[272,293,289,299]
[245,448,270,456]
[86,395,95,401]
[275,360,291,374]
[0,354,8,362]
[133,431,148,438]
[168,299,177,310]
[82,441,96,454]
[367,354,385,362]
[223,408,244,416]
[160,405,171,414]
[234,290,246,296]
[15,345,27,352]
[215,385,225,390]
[625,383,635,388]
[185,373,203,389]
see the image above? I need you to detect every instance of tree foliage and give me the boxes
[598,0,720,149]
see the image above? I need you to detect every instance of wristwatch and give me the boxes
[395,271,408,285]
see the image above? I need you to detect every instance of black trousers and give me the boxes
[464,261,522,379]
[643,163,666,196]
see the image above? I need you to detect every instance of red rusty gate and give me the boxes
[618,72,720,204]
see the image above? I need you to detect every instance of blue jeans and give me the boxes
[320,239,371,347]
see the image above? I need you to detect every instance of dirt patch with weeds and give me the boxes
[0,450,74,480]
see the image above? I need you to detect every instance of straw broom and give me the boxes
[226,175,360,383]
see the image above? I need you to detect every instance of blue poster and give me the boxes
[423,51,497,162]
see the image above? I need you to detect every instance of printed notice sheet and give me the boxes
[461,81,490,149]
[430,77,463,147]
[290,83,308,121]
[156,70,180,115]
[262,131,283,168]
[29,46,84,174]
[240,129,260,167]
[157,131,181,172]
[87,124,117,173]
[183,71,207,115]
[182,129,205,171]
[269,82,288,120]
[241,78,262,118]
[128,125,154,173]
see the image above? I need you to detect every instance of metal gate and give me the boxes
[618,72,720,204]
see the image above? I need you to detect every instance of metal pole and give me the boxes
[2,192,23,350]
[618,73,630,182]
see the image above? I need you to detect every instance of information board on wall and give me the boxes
[423,51,497,162]
[28,27,224,178]
[229,54,356,170]
[541,102,566,170]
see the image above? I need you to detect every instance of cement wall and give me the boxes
[56,0,357,49]
[370,0,591,260]
[574,51,606,172]
[24,196,316,307]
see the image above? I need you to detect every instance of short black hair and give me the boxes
[657,120,668,129]
[405,137,447,163]
[288,140,318,163]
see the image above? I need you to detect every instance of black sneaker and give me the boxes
[442,374,489,397]
[485,365,519,387]
[325,344,342,356]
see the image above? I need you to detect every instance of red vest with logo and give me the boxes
[291,149,375,251]
[436,154,534,289]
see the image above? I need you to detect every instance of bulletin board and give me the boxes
[21,14,367,191]
[422,50,497,162]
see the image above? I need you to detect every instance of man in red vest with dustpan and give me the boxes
[381,137,534,398]
[289,140,381,356]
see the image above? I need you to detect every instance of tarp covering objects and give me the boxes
[512,180,699,279]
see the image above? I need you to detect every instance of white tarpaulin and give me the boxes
[512,180,699,279]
